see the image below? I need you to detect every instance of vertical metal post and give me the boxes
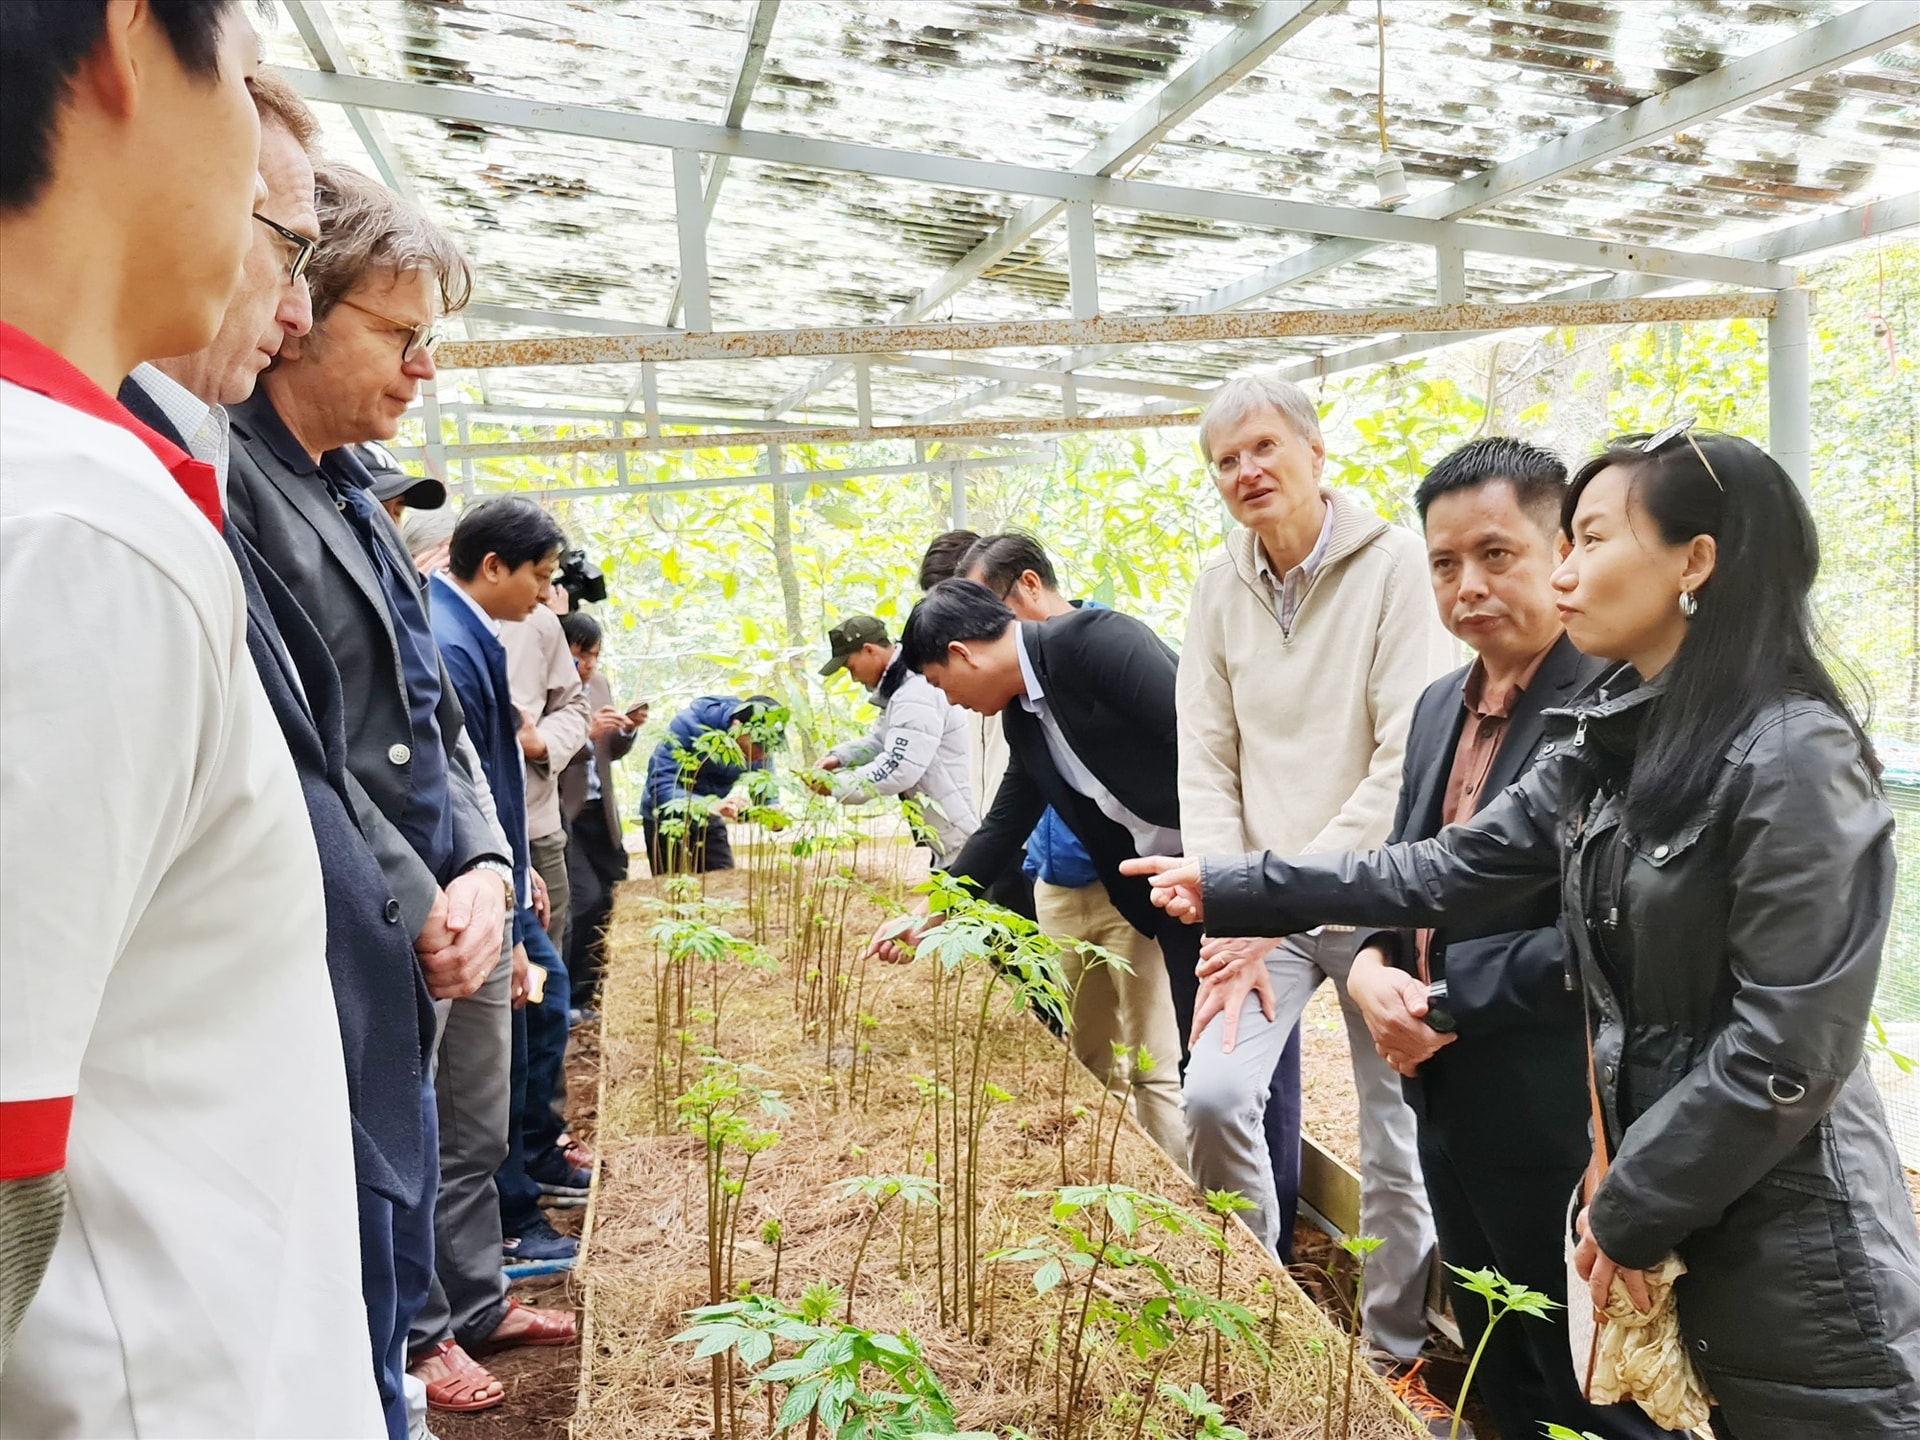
[1769,287,1812,494]
[640,362,660,436]
[672,149,713,332]
[1434,246,1466,305]
[421,379,449,490]
[948,464,968,529]
[614,420,628,491]
[1067,201,1100,319]
[1061,373,1079,421]
[455,411,472,498]
[854,357,873,428]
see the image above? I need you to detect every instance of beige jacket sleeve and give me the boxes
[1175,562,1249,858]
[1302,529,1457,855]
[501,608,590,840]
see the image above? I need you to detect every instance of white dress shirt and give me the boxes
[1014,626,1181,858]
[127,362,231,501]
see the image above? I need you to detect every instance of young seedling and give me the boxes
[1202,1190,1256,1400]
[760,1216,785,1300]
[1445,1266,1561,1440]
[839,1173,939,1324]
[1333,1234,1385,1440]
[1152,1380,1250,1440]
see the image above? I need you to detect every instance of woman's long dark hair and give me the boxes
[1564,431,1878,835]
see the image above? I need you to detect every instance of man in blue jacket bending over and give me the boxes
[640,694,782,873]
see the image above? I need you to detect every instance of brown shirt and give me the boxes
[1416,640,1558,980]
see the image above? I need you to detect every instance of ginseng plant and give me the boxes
[670,1282,988,1440]
[674,1059,788,1439]
[647,912,744,1127]
[838,1173,940,1324]
[1444,1266,1560,1440]
[992,1184,1272,1440]
[883,871,1067,1338]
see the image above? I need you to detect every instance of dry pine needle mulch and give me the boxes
[576,855,1419,1440]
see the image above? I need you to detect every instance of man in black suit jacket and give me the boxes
[1343,440,1676,1440]
[875,580,1197,1161]
[228,163,574,1409]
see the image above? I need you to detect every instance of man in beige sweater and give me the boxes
[1175,372,1458,1402]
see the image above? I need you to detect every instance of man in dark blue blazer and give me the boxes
[1344,439,1678,1440]
[428,498,583,1265]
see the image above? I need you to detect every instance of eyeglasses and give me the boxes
[253,212,318,283]
[1207,435,1284,483]
[336,296,443,363]
[1639,417,1724,492]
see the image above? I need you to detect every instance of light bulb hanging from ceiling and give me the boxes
[1373,0,1408,208]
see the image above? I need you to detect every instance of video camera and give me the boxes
[555,546,607,607]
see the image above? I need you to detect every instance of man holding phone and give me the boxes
[559,610,641,1008]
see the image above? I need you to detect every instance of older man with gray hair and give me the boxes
[1170,371,1460,1428]
[229,165,573,1420]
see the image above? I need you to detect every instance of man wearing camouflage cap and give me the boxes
[812,614,978,867]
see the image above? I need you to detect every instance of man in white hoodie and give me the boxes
[814,613,978,867]
[1174,371,1460,1427]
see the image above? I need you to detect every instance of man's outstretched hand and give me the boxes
[1117,855,1204,924]
[864,903,936,964]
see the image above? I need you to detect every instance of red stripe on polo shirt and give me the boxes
[0,322,221,528]
[0,1096,73,1180]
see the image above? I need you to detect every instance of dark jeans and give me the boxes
[360,1081,438,1440]
[643,813,734,873]
[496,909,572,1236]
[566,804,629,1006]
[1262,1022,1303,1264]
[1418,1135,1683,1440]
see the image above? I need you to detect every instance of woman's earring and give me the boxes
[1679,590,1699,619]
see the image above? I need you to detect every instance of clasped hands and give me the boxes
[415,867,509,1000]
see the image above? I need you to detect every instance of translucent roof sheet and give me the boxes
[263,0,1918,423]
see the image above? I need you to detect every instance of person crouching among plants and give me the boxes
[1125,428,1920,1440]
[640,694,783,874]
[807,613,979,868]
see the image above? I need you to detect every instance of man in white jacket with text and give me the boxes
[814,614,978,867]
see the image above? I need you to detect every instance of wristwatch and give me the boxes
[1422,979,1457,1034]
[466,859,516,911]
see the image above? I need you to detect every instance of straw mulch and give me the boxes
[575,854,1420,1440]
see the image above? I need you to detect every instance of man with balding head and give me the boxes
[119,72,438,1440]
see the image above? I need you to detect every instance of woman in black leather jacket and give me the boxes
[1129,432,1920,1438]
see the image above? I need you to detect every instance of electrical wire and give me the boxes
[1376,0,1389,154]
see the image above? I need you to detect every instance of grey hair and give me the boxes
[1197,371,1323,462]
[401,503,458,559]
[308,162,472,323]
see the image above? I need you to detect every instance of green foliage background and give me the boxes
[434,242,1920,1022]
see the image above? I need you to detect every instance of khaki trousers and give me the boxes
[1033,879,1187,1164]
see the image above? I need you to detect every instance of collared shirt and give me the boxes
[1252,497,1334,636]
[437,570,502,637]
[0,325,378,1433]
[1415,640,1557,979]
[1014,626,1182,858]
[127,362,230,500]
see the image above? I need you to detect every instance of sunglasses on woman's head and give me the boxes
[1639,417,1725,492]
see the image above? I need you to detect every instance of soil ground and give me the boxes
[433,1022,601,1440]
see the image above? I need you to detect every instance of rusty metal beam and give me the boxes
[433,292,1776,371]
[378,449,1056,501]
[421,410,1196,462]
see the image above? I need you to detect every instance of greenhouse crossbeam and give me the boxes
[431,291,1778,373]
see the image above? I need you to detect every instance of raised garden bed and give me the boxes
[574,845,1420,1439]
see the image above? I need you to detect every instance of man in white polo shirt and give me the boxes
[0,3,377,1433]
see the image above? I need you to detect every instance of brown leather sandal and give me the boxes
[407,1338,505,1414]
[470,1296,578,1355]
